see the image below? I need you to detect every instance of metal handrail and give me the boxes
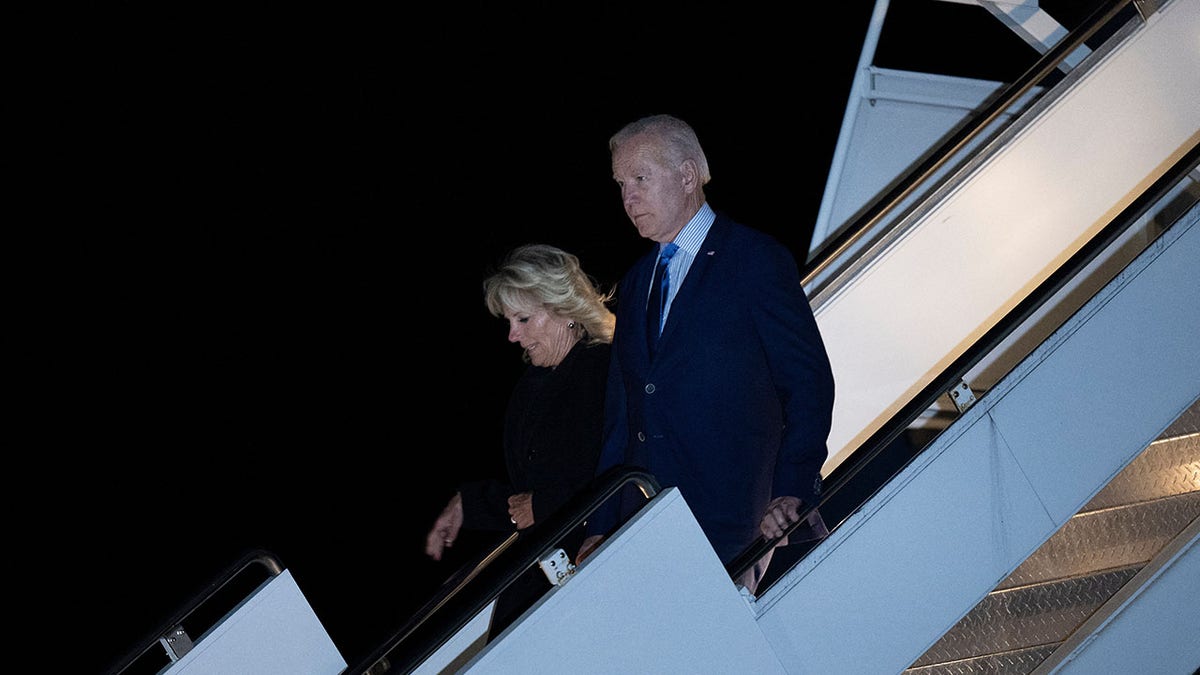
[346,465,661,675]
[802,0,1136,299]
[106,548,284,675]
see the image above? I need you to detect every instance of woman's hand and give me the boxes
[507,492,534,529]
[424,492,464,561]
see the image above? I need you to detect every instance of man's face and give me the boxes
[612,135,690,243]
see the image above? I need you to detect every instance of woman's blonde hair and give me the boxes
[483,244,615,345]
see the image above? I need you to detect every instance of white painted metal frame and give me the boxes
[814,0,1200,475]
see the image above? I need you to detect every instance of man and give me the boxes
[580,114,835,593]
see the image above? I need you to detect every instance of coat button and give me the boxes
[645,383,656,394]
[637,432,646,442]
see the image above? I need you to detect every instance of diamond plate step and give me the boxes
[905,397,1200,673]
[907,640,1063,675]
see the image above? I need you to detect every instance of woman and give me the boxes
[423,243,615,636]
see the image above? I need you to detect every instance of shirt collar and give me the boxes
[666,202,714,256]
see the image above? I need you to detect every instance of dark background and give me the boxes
[48,2,1084,672]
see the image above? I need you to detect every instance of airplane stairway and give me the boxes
[748,190,1198,674]
[721,0,1200,669]
[784,1,1200,668]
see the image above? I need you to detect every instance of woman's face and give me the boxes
[503,304,575,367]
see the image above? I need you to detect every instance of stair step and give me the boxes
[910,565,1141,667]
[906,399,1199,672]
[1000,491,1200,589]
[906,643,1059,675]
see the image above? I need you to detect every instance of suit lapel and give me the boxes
[628,249,659,366]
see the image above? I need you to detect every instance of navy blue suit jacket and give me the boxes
[589,211,835,564]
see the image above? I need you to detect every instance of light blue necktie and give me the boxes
[646,242,678,356]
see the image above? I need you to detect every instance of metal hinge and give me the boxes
[159,625,194,662]
[949,379,977,414]
[538,548,577,587]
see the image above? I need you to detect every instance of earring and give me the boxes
[568,321,576,329]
